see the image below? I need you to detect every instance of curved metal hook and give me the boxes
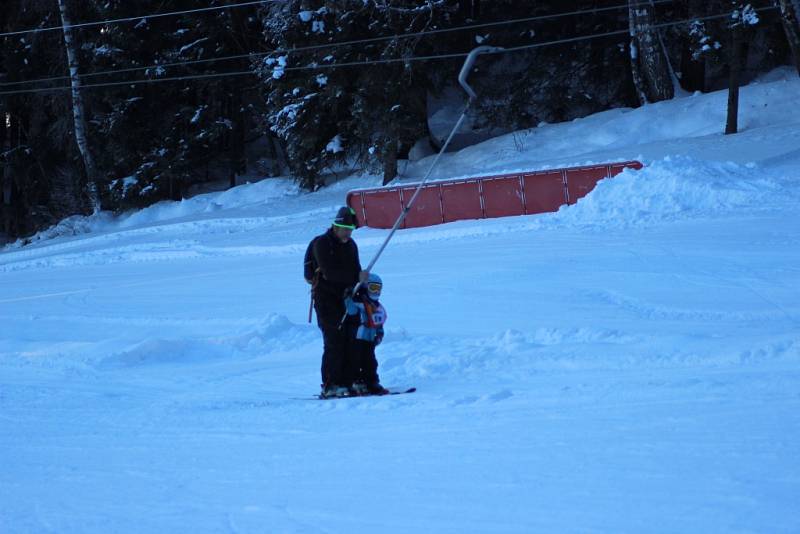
[458,46,504,101]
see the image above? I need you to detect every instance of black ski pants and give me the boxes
[352,339,380,386]
[315,293,380,387]
[315,293,357,387]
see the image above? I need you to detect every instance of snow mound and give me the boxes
[99,314,318,368]
[548,156,793,228]
[0,240,204,272]
[116,177,299,229]
[100,337,235,367]
[1,213,117,250]
[352,155,797,249]
[225,313,318,354]
[2,177,299,251]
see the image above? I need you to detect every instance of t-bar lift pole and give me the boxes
[361,45,503,278]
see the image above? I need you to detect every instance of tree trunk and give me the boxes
[628,20,649,105]
[1,108,7,154]
[1,113,11,233]
[382,139,398,186]
[270,136,289,176]
[680,44,706,92]
[628,0,675,103]
[775,0,800,75]
[57,0,99,212]
[227,7,252,188]
[726,25,744,135]
[231,91,247,185]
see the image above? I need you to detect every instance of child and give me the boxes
[344,272,389,395]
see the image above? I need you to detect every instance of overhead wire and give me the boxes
[0,4,779,98]
[0,0,675,89]
[0,0,282,39]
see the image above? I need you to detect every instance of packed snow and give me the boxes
[1,68,799,533]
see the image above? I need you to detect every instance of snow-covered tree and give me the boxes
[258,0,455,189]
[1,0,797,236]
[469,0,637,131]
[628,0,674,103]
[774,0,800,74]
[0,0,93,235]
[87,0,263,209]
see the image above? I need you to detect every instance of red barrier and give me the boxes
[360,189,402,229]
[441,180,483,223]
[347,191,367,227]
[481,176,525,218]
[346,160,642,229]
[401,185,443,228]
[565,165,611,204]
[523,171,567,215]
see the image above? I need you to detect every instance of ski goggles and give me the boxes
[367,282,382,294]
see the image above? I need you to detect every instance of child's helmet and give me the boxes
[366,273,382,300]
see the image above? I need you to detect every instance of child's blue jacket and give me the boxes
[344,294,387,343]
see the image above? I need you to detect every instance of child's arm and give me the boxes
[345,296,370,321]
[344,295,361,316]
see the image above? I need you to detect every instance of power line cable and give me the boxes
[0,0,281,39]
[0,5,778,98]
[0,0,674,89]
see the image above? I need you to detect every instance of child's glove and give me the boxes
[343,295,357,315]
[375,331,383,346]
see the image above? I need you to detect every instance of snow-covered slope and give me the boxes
[1,70,799,533]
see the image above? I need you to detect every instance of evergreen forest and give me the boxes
[1,0,798,238]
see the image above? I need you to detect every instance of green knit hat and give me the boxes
[333,206,358,229]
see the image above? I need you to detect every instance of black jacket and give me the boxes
[313,228,362,301]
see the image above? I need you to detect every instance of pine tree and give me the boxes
[257,0,456,189]
[346,1,454,185]
[0,0,92,235]
[469,0,637,131]
[86,0,262,209]
[774,0,800,74]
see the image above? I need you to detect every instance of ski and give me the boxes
[294,387,417,401]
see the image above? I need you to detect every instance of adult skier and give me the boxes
[306,207,368,398]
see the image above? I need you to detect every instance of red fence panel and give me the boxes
[522,171,567,214]
[481,175,525,218]
[348,161,643,229]
[441,180,483,223]
[359,188,402,229]
[400,185,443,228]
[346,191,366,228]
[564,165,610,204]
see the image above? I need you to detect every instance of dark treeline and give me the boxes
[1,0,797,238]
